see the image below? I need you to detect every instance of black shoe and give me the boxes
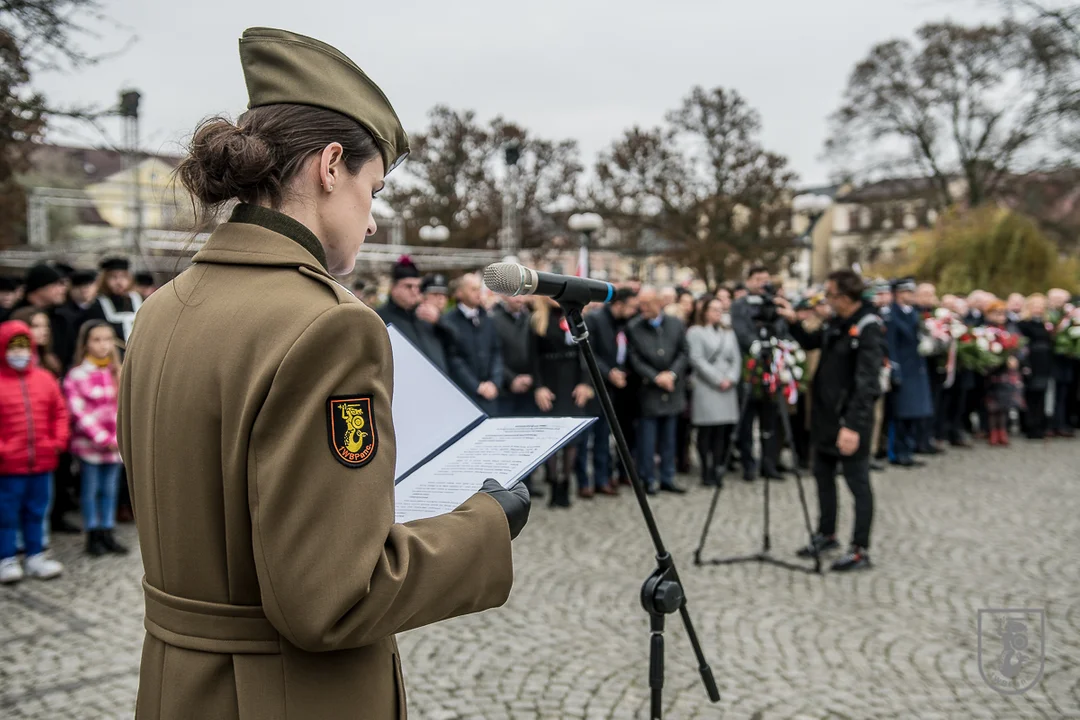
[889,458,925,468]
[763,471,786,481]
[659,484,686,494]
[548,481,571,508]
[100,529,129,555]
[914,446,940,455]
[51,516,81,534]
[85,530,106,557]
[831,547,872,572]
[869,460,885,472]
[645,486,658,496]
[796,534,840,558]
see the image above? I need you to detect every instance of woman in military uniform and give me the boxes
[118,27,528,720]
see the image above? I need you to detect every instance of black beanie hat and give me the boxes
[100,256,130,272]
[391,255,420,282]
[24,263,64,294]
[0,276,19,292]
[70,269,98,287]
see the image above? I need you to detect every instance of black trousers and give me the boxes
[814,450,873,549]
[940,382,969,444]
[792,397,811,468]
[676,410,692,474]
[737,398,779,478]
[695,424,734,485]
[965,375,988,434]
[893,417,921,463]
[611,385,638,479]
[50,452,79,524]
[1051,381,1073,433]
[1024,389,1047,438]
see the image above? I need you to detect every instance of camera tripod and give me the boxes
[693,324,823,574]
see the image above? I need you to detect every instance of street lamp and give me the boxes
[568,212,602,278]
[419,224,450,243]
[791,193,832,287]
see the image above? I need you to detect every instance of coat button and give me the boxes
[662,393,669,401]
[658,348,665,356]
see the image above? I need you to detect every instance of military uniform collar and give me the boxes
[193,204,330,274]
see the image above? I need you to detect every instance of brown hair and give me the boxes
[826,269,865,302]
[176,104,382,225]
[9,307,63,376]
[73,321,122,384]
[693,296,722,326]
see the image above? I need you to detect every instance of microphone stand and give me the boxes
[561,298,720,719]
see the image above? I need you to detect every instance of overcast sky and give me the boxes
[35,0,1004,189]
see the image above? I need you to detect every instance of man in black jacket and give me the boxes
[730,265,788,481]
[492,295,535,417]
[439,273,504,416]
[778,270,884,572]
[626,287,689,495]
[376,256,449,373]
[576,287,639,496]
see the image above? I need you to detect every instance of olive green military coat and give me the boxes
[117,205,514,719]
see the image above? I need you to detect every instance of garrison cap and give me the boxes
[239,27,410,175]
[892,277,917,293]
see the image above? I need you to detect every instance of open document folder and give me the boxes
[387,324,595,524]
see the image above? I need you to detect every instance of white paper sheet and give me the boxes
[394,416,593,524]
[387,325,486,481]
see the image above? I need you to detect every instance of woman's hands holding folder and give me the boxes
[481,479,531,540]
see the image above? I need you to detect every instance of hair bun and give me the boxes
[177,117,277,206]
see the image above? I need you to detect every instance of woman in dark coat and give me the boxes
[530,297,594,507]
[1018,293,1054,439]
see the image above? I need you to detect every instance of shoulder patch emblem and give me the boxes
[326,395,378,468]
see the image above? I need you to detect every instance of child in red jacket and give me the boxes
[0,320,69,583]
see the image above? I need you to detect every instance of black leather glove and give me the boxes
[480,478,531,540]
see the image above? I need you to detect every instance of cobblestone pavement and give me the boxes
[1,440,1078,719]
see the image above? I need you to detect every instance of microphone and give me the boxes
[483,263,615,306]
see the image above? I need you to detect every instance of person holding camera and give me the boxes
[730,265,788,481]
[776,270,884,572]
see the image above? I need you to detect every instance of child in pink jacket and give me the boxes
[64,321,127,557]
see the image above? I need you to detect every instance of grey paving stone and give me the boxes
[0,442,1078,718]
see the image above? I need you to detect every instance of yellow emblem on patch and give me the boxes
[326,396,378,468]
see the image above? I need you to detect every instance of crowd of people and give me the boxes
[0,259,156,583]
[1,250,1077,581]
[364,256,1080,568]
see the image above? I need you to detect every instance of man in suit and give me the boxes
[376,256,450,373]
[914,282,946,455]
[440,273,504,416]
[576,287,639,497]
[626,287,688,495]
[885,278,934,467]
[490,294,542,498]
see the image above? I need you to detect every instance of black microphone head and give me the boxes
[484,263,531,296]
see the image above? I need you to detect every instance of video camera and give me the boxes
[755,282,779,325]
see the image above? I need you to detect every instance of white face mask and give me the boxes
[6,352,31,371]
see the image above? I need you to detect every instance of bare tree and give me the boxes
[592,87,797,286]
[828,20,1076,208]
[382,107,582,251]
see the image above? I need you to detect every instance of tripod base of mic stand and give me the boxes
[693,549,822,574]
[641,553,720,719]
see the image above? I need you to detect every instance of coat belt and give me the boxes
[142,577,281,655]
